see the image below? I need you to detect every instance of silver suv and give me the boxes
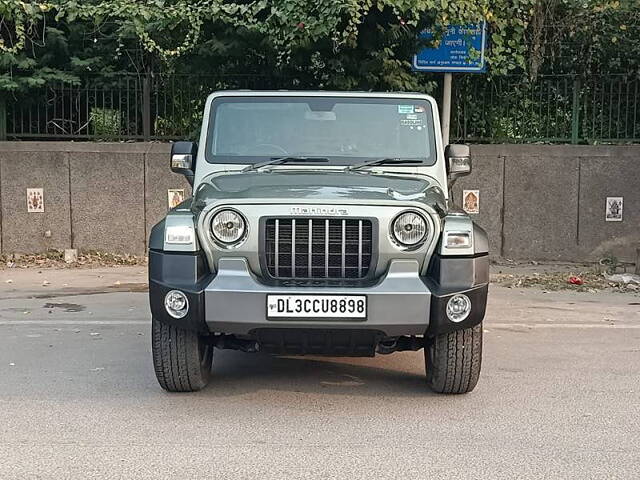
[149,91,488,394]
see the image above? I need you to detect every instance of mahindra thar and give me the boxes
[149,91,488,394]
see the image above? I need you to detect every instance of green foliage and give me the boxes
[1,1,638,95]
[154,107,201,140]
[524,0,640,76]
[0,18,80,94]
[598,252,620,274]
[1,0,638,146]
[90,107,121,138]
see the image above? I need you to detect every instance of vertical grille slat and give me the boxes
[308,219,312,275]
[291,219,296,278]
[274,219,279,277]
[264,217,373,280]
[325,219,329,278]
[341,219,346,278]
[358,220,363,278]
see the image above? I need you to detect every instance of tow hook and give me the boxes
[376,336,424,354]
[210,334,260,353]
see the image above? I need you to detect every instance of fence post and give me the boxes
[142,75,151,140]
[0,96,7,141]
[571,77,581,144]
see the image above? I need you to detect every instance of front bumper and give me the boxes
[206,257,433,336]
[149,250,488,338]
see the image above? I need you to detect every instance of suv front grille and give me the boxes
[263,218,373,279]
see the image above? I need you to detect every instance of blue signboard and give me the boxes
[413,22,487,73]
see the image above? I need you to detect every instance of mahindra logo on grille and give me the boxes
[290,206,348,216]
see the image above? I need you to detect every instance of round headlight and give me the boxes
[211,209,246,244]
[392,211,428,246]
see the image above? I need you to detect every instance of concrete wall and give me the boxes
[453,145,639,262]
[0,142,638,262]
[0,142,188,256]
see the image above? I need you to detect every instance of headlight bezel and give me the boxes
[390,210,430,249]
[209,208,248,247]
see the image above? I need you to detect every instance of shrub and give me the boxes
[90,108,121,139]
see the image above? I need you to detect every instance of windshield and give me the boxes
[205,96,437,166]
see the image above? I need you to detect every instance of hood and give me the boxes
[192,170,446,215]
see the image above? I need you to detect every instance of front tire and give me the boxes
[425,323,482,394]
[151,317,213,392]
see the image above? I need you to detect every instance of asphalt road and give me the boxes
[0,268,639,479]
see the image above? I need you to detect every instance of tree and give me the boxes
[1,1,638,141]
[3,1,638,92]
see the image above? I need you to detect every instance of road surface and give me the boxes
[1,267,639,479]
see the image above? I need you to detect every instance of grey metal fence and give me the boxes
[2,73,639,143]
[1,74,291,141]
[452,74,640,143]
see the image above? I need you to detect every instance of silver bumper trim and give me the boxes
[204,257,431,335]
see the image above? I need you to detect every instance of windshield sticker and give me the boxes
[398,105,414,114]
[400,118,423,127]
[406,114,418,120]
[414,106,426,113]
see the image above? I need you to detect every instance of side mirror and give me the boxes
[171,141,197,186]
[445,144,471,185]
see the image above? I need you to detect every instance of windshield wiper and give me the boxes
[242,156,330,172]
[346,158,424,171]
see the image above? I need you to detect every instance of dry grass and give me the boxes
[2,251,638,295]
[1,250,146,269]
[493,270,639,293]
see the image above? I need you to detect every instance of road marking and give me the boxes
[0,320,150,325]
[489,323,640,329]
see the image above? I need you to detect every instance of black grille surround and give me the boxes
[261,217,376,280]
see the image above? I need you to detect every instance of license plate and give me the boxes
[267,295,367,319]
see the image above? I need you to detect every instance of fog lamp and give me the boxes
[164,290,189,319]
[446,294,471,323]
